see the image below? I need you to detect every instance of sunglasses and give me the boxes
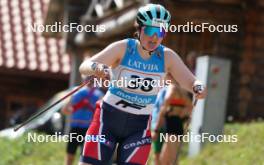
[143,26,166,38]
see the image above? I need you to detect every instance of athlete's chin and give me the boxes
[146,45,159,51]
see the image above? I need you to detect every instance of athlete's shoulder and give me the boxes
[107,39,129,56]
[73,88,89,98]
[163,47,180,58]
[163,47,183,70]
[71,88,88,103]
[97,39,129,64]
[109,39,129,49]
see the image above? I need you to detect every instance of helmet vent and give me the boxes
[138,13,147,22]
[156,7,160,19]
[164,12,168,20]
[146,11,153,20]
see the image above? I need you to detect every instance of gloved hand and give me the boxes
[193,80,206,99]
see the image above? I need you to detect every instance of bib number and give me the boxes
[118,69,161,95]
[127,75,154,92]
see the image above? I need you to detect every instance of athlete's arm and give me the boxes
[79,40,127,76]
[164,48,196,93]
[165,48,198,94]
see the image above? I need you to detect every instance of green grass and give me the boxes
[180,122,264,165]
[1,122,264,165]
[0,131,80,165]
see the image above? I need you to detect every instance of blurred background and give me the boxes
[0,0,263,164]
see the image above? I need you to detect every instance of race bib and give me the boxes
[116,68,163,95]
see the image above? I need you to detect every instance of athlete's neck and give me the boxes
[136,40,153,60]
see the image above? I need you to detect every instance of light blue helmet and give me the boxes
[136,4,171,29]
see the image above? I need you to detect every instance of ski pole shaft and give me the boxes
[14,78,93,132]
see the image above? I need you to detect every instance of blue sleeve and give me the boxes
[88,88,105,107]
[71,88,88,105]
[96,90,104,99]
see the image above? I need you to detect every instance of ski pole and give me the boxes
[14,76,95,132]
